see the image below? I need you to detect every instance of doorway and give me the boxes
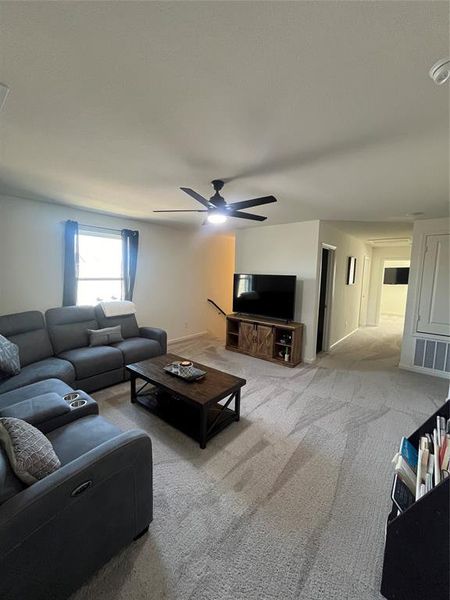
[316,246,335,353]
[359,255,371,326]
[379,260,410,325]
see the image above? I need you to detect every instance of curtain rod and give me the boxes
[78,223,123,234]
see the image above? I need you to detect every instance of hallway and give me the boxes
[317,317,406,373]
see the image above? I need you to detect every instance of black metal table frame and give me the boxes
[129,373,241,449]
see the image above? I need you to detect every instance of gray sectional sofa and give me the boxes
[0,305,167,394]
[0,377,153,600]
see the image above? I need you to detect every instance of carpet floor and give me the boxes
[72,318,448,600]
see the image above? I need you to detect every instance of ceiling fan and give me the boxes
[153,180,277,224]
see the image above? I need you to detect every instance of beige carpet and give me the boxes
[72,318,448,600]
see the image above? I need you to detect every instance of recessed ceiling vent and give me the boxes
[429,58,450,85]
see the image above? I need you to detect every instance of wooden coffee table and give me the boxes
[126,353,246,448]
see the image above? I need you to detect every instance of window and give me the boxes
[77,228,123,305]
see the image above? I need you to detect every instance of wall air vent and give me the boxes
[414,338,450,373]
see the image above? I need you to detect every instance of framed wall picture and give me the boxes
[347,256,356,285]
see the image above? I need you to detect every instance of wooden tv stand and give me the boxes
[225,314,303,367]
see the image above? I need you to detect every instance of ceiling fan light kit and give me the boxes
[154,180,277,225]
[207,212,227,224]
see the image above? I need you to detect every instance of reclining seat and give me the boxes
[0,311,75,394]
[46,306,124,392]
[0,414,153,600]
[95,304,167,364]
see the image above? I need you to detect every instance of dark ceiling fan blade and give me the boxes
[227,211,267,221]
[180,187,212,208]
[228,195,277,211]
[153,209,208,213]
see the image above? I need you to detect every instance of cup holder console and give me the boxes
[70,399,87,409]
[63,392,87,409]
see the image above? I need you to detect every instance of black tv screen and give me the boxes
[383,267,410,285]
[233,274,296,321]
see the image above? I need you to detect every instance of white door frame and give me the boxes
[319,244,336,352]
[359,255,371,326]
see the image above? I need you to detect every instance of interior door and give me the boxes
[239,322,255,353]
[256,325,274,357]
[417,234,450,336]
[316,248,329,353]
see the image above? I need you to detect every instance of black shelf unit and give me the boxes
[381,400,449,600]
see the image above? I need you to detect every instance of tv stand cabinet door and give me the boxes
[239,322,255,354]
[256,325,274,358]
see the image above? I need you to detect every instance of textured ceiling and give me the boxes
[0,1,448,237]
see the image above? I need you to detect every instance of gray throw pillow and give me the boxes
[88,325,124,347]
[0,417,61,485]
[0,334,21,376]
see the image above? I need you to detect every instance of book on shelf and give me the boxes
[399,437,418,473]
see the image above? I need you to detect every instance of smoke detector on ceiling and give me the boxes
[0,83,10,111]
[429,58,450,85]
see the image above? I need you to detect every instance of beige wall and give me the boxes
[0,195,234,341]
[203,234,235,340]
[367,246,411,326]
[318,222,371,348]
[235,221,320,362]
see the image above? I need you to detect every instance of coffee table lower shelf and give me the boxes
[133,386,240,449]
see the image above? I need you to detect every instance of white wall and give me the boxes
[379,260,410,318]
[235,221,320,362]
[0,195,233,341]
[366,246,411,326]
[400,217,450,378]
[318,222,372,347]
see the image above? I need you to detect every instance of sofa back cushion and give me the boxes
[46,306,99,355]
[0,311,54,367]
[94,305,139,339]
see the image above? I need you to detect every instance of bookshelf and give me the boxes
[381,400,449,600]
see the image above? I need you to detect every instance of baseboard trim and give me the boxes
[399,362,450,380]
[168,331,208,344]
[329,328,359,350]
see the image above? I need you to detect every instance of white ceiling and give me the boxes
[0,1,448,238]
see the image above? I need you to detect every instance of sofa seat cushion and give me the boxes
[0,378,74,410]
[112,337,162,364]
[0,359,76,395]
[59,346,124,379]
[47,415,122,466]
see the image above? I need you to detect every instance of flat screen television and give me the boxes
[233,274,296,321]
[383,267,410,285]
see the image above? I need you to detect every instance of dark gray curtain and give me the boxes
[62,220,79,306]
[121,229,139,301]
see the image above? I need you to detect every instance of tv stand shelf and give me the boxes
[226,314,303,367]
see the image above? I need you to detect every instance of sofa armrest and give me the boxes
[0,393,70,426]
[0,429,152,558]
[139,327,167,353]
